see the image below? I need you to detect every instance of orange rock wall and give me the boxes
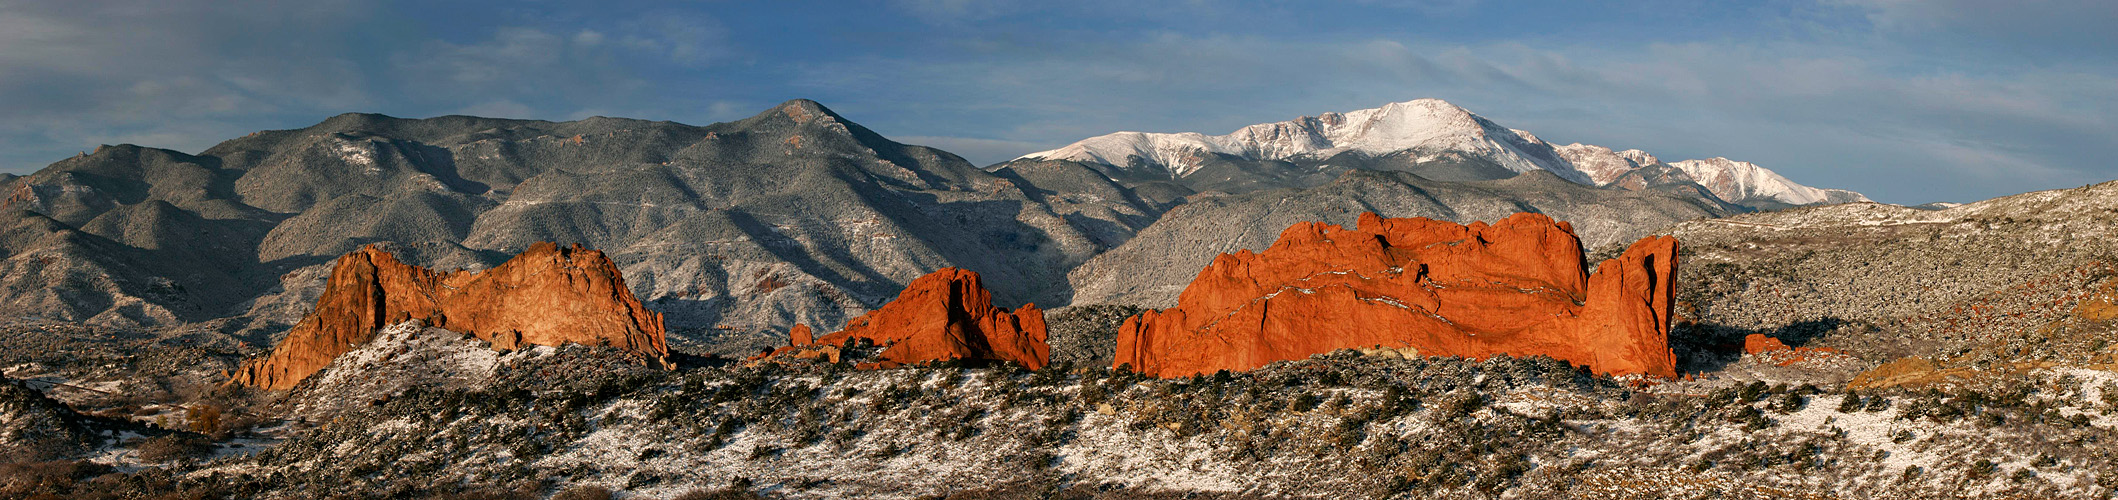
[1114,212,1677,379]
[228,242,669,390]
[759,268,1049,370]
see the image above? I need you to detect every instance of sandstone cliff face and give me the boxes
[755,268,1048,370]
[1113,212,1677,379]
[228,242,668,390]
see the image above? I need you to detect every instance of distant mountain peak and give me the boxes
[1667,157,1870,208]
[1018,99,1870,210]
[1555,143,1658,185]
[772,98,839,125]
[1018,98,1585,182]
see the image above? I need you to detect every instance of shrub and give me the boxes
[2010,468,2035,483]
[672,488,769,500]
[0,460,113,497]
[135,434,214,462]
[1771,392,1804,414]
[1968,459,1997,479]
[747,445,779,460]
[1837,391,1862,413]
[1737,381,1767,402]
[552,485,613,500]
[185,404,222,435]
[1437,392,1485,420]
[1290,393,1320,412]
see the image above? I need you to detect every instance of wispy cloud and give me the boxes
[0,0,378,170]
[793,28,2113,202]
[0,1,2110,204]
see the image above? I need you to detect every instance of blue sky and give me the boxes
[1,0,2112,204]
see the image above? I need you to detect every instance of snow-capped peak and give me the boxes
[1017,98,1588,182]
[1668,157,1870,207]
[1555,143,1661,185]
[1019,98,1865,209]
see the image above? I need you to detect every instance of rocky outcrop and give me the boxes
[1741,333,1849,368]
[1744,334,1791,354]
[1113,212,1678,379]
[753,268,1048,370]
[227,242,668,390]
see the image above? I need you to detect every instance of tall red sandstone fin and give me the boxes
[1113,212,1679,379]
[753,268,1049,370]
[227,242,671,391]
[1578,235,1679,378]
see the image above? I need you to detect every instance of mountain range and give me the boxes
[12,97,2118,500]
[1018,98,1867,209]
[0,98,1857,355]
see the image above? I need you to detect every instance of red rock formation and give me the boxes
[228,242,669,390]
[1742,333,1844,367]
[1113,212,1678,379]
[753,268,1048,370]
[1743,334,1792,354]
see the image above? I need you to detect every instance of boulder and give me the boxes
[1742,333,1846,367]
[1113,212,1678,379]
[227,242,669,390]
[1744,333,1792,354]
[754,268,1048,370]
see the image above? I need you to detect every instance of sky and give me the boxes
[1,0,2112,204]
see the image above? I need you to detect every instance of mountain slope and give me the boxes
[1652,180,2118,377]
[0,100,1162,356]
[0,97,1800,359]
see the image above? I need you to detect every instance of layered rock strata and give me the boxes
[228,242,668,390]
[754,268,1049,370]
[1113,212,1678,378]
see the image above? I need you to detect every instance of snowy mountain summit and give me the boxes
[1021,98,1866,209]
[1669,157,1867,207]
[1020,98,1588,183]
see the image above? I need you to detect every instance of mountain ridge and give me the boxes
[0,97,1765,358]
[1019,99,1865,211]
